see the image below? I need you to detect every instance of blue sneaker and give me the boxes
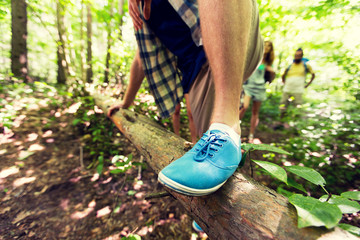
[192,221,203,232]
[158,130,241,196]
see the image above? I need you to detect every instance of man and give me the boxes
[114,0,263,196]
[280,48,315,110]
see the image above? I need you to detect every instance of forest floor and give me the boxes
[0,83,358,240]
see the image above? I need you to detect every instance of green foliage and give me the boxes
[319,195,360,214]
[245,144,359,232]
[0,79,66,129]
[341,191,360,201]
[289,194,343,229]
[0,0,10,20]
[242,143,290,155]
[72,95,123,173]
[121,234,141,240]
[285,166,326,186]
[252,160,288,184]
[110,154,145,174]
[338,223,360,237]
[275,100,360,195]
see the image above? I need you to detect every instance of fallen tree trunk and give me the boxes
[93,92,357,240]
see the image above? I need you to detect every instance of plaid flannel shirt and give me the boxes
[135,0,201,118]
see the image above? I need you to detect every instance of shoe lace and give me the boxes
[194,132,227,161]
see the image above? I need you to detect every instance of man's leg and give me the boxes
[293,93,303,107]
[239,95,251,120]
[172,103,181,136]
[184,94,198,144]
[249,100,261,141]
[199,0,253,133]
[158,0,262,196]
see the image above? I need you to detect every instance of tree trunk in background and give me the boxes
[104,0,114,83]
[80,0,86,82]
[11,0,28,81]
[86,3,93,83]
[56,0,68,84]
[57,45,66,84]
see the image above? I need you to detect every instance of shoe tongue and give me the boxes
[209,129,228,136]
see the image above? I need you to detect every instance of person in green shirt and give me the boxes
[239,40,275,143]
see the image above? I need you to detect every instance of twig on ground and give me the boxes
[145,191,171,200]
[137,155,144,179]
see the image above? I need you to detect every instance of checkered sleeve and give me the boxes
[135,23,183,118]
[134,0,201,118]
[168,0,202,46]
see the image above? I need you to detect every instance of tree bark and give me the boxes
[92,93,357,240]
[80,0,86,82]
[86,3,93,83]
[104,0,114,83]
[56,0,68,84]
[11,0,28,81]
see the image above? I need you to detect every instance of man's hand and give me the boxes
[107,102,125,117]
[128,0,152,31]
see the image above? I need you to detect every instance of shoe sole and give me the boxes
[192,221,204,232]
[158,172,226,196]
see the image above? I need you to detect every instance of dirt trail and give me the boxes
[0,93,205,240]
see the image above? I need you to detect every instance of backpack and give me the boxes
[284,58,309,76]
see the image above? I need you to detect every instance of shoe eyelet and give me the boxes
[219,144,223,147]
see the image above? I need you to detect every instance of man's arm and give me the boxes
[107,49,145,117]
[305,72,315,88]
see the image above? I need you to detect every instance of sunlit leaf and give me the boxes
[242,143,290,155]
[110,169,126,174]
[18,151,35,160]
[127,190,136,196]
[319,195,360,214]
[113,205,121,214]
[337,223,360,236]
[253,160,287,184]
[126,154,133,163]
[341,191,360,201]
[96,164,103,175]
[121,234,141,240]
[285,166,326,186]
[289,194,342,229]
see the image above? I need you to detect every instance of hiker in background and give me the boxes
[280,48,315,115]
[239,40,275,143]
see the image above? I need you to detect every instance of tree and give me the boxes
[11,0,28,81]
[80,0,86,82]
[86,3,93,83]
[56,0,70,84]
[104,0,114,83]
